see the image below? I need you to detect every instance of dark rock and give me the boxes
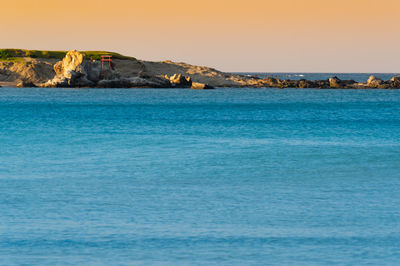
[97,78,133,88]
[298,79,317,88]
[278,79,298,88]
[16,80,37,88]
[391,76,400,87]
[100,69,121,81]
[314,80,330,88]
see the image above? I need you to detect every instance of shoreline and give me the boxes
[1,49,399,89]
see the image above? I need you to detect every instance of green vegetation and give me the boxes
[0,49,12,59]
[0,49,136,61]
[82,51,136,61]
[25,50,66,59]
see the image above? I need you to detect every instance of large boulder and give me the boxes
[329,77,342,88]
[367,75,384,88]
[329,77,356,88]
[42,50,101,87]
[391,76,400,88]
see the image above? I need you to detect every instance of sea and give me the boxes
[1,74,400,265]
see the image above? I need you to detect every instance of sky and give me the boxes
[1,0,399,72]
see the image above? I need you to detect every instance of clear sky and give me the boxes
[1,0,399,72]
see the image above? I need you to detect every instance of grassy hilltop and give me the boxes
[0,49,136,62]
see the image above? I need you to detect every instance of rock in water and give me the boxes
[329,77,342,88]
[191,82,214,90]
[391,76,400,87]
[367,75,383,88]
[328,76,357,89]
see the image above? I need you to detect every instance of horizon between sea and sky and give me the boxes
[1,0,399,73]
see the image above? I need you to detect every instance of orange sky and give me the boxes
[1,0,399,72]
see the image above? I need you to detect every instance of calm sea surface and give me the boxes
[1,86,400,265]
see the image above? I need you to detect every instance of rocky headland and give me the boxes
[0,49,399,89]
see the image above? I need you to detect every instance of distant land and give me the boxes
[0,49,399,89]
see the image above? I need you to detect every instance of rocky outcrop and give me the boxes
[0,60,55,85]
[42,50,101,87]
[328,76,357,88]
[367,76,383,88]
[1,49,400,89]
[165,74,192,88]
[41,50,172,88]
[329,77,341,88]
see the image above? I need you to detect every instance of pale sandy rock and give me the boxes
[167,74,192,87]
[0,59,56,84]
[43,50,100,87]
[191,82,214,90]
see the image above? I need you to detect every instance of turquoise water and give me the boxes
[1,87,400,265]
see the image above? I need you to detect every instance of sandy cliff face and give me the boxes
[0,58,57,84]
[0,54,246,87]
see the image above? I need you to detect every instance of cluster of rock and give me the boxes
[40,50,214,89]
[241,75,400,89]
[164,74,214,89]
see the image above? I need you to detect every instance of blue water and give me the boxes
[1,87,400,265]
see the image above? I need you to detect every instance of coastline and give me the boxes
[1,49,399,89]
